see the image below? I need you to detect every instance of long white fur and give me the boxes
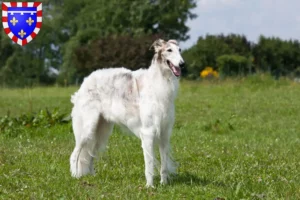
[70,39,184,187]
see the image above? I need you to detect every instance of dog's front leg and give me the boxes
[160,118,176,185]
[159,135,170,185]
[140,130,155,187]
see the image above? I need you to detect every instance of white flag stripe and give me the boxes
[17,39,22,45]
[3,22,8,28]
[27,36,33,42]
[34,28,40,34]
[8,32,13,38]
[37,4,42,11]
[4,2,11,7]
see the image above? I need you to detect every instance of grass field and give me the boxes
[0,76,300,199]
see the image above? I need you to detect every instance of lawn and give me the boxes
[0,76,300,199]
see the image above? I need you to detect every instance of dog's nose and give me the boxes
[179,62,185,68]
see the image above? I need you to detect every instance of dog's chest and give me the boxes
[138,77,177,127]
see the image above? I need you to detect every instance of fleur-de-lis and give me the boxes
[26,17,34,26]
[18,29,26,38]
[10,17,18,26]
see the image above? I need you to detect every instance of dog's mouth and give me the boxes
[167,60,181,77]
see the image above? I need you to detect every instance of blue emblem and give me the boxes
[2,2,42,46]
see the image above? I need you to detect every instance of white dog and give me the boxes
[70,39,185,187]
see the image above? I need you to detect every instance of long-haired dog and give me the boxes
[70,39,185,187]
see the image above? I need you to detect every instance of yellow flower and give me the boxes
[200,70,209,78]
[213,70,219,78]
[200,66,219,78]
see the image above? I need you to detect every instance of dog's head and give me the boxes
[150,39,185,77]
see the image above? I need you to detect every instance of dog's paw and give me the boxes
[160,174,168,185]
[160,179,168,185]
[145,183,155,188]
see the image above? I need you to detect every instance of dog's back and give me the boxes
[72,68,142,125]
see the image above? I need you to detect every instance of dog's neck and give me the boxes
[146,58,179,101]
[149,55,177,80]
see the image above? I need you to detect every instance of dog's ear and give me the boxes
[168,39,178,46]
[150,39,166,53]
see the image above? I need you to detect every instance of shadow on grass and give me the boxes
[167,172,226,187]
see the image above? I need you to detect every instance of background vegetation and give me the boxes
[1,0,300,86]
[183,34,300,79]
[0,0,197,86]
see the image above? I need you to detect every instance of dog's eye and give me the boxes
[179,48,181,52]
[167,49,172,52]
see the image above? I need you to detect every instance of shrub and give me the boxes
[217,54,250,77]
[0,108,70,137]
[58,34,163,84]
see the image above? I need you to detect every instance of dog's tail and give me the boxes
[70,92,78,104]
[70,109,96,178]
[70,144,95,178]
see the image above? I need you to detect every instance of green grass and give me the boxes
[1,76,300,199]
[0,86,77,116]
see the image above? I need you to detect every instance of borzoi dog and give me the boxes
[70,39,185,187]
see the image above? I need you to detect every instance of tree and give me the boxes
[0,32,15,85]
[253,36,300,77]
[54,0,197,83]
[0,0,197,86]
[183,34,252,78]
[71,34,159,83]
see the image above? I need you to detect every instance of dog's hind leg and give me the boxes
[92,116,114,161]
[83,116,113,175]
[70,106,100,178]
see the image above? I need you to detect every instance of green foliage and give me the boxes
[0,0,197,86]
[0,108,70,137]
[53,0,196,41]
[0,32,15,71]
[56,0,196,84]
[49,0,195,84]
[69,34,159,82]
[2,0,300,84]
[183,34,252,78]
[217,54,250,77]
[184,33,300,79]
[0,50,43,87]
[57,28,102,84]
[252,35,300,77]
